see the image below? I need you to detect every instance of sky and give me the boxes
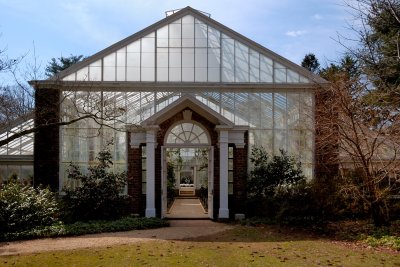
[0,0,355,79]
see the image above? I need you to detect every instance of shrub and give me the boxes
[62,148,130,221]
[0,180,59,234]
[2,216,169,241]
[246,147,306,219]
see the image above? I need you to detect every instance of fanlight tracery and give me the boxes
[166,122,209,145]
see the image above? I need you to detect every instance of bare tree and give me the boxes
[316,58,400,226]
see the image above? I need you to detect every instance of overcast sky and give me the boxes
[0,0,355,77]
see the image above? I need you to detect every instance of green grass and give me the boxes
[1,226,399,267]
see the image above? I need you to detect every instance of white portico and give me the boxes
[130,95,248,219]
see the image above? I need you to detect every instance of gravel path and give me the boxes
[0,220,233,256]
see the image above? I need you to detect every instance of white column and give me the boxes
[145,128,157,217]
[218,130,229,219]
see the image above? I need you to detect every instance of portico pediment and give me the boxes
[141,94,234,127]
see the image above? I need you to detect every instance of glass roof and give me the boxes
[0,119,34,156]
[62,15,310,84]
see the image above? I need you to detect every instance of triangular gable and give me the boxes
[141,94,234,127]
[54,6,327,85]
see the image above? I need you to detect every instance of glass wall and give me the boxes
[63,15,310,84]
[61,89,314,183]
[0,119,34,182]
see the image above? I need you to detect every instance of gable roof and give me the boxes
[40,6,327,86]
[141,94,235,127]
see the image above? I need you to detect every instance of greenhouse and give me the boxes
[2,7,328,219]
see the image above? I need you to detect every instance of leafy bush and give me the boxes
[2,216,169,241]
[246,147,306,219]
[0,180,59,234]
[62,148,130,221]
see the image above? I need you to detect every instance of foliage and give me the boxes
[0,179,59,234]
[246,147,308,222]
[1,216,169,241]
[349,0,400,102]
[62,147,129,221]
[167,162,176,196]
[45,54,84,77]
[363,235,400,250]
[301,53,320,73]
[247,147,305,199]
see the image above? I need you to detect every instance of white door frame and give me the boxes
[161,145,213,219]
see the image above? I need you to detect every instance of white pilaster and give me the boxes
[218,130,229,219]
[145,127,158,218]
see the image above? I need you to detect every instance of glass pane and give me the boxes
[169,48,181,81]
[208,48,220,82]
[169,23,181,47]
[142,181,146,194]
[235,41,249,82]
[274,93,287,129]
[182,16,194,47]
[249,50,259,82]
[221,36,234,82]
[89,66,101,81]
[228,146,234,158]
[157,47,168,81]
[260,55,273,82]
[195,48,207,82]
[195,21,207,47]
[287,93,300,129]
[116,49,126,67]
[76,67,89,81]
[127,52,140,67]
[127,67,140,81]
[274,130,287,154]
[157,25,168,47]
[228,183,233,194]
[182,48,194,82]
[228,159,233,170]
[287,69,299,83]
[249,93,261,128]
[116,66,126,81]
[142,34,155,52]
[228,171,233,182]
[260,93,273,129]
[127,40,140,52]
[274,63,286,83]
[103,67,115,81]
[208,26,220,48]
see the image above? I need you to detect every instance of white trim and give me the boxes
[145,127,158,218]
[218,130,229,219]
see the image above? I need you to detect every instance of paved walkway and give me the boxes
[0,220,232,256]
[167,198,208,219]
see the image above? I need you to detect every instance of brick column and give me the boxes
[127,132,142,214]
[34,87,60,191]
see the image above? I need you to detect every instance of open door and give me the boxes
[208,146,214,219]
[161,146,167,218]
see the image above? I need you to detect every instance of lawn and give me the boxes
[0,226,399,267]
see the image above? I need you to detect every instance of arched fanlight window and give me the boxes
[166,122,209,145]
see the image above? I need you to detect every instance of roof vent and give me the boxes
[165,8,211,18]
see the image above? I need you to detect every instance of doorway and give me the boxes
[161,146,213,219]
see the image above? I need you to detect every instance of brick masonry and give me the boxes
[34,87,60,190]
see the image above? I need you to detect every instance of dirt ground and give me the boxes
[0,220,232,256]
